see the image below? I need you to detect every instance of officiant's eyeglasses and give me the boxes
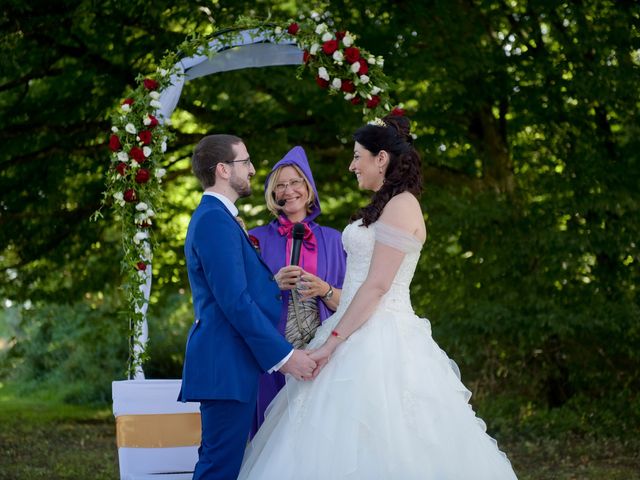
[274,178,305,193]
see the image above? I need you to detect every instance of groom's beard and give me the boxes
[230,171,251,198]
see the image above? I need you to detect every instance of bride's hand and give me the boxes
[308,337,341,378]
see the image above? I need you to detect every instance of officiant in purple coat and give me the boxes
[248,146,347,436]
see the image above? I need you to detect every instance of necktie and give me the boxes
[235,215,248,235]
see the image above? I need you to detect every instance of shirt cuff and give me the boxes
[268,349,294,373]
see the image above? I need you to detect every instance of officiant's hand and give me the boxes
[274,265,303,290]
[280,349,317,381]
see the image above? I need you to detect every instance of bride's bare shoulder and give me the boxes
[379,192,425,236]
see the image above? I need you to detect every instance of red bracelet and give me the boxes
[331,330,346,341]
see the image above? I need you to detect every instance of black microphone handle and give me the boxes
[290,223,306,265]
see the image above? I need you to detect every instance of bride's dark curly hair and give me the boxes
[351,114,422,226]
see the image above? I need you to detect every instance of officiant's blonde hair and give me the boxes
[265,164,316,217]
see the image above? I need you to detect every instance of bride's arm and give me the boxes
[309,193,424,372]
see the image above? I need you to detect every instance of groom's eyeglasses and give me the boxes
[210,158,253,170]
[226,157,252,167]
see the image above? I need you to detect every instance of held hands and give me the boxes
[307,336,342,378]
[279,349,317,381]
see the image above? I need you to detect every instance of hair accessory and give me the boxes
[368,117,387,128]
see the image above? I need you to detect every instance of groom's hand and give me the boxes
[279,349,317,381]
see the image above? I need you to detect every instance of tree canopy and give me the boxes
[1,0,638,431]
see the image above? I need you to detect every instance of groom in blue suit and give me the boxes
[179,134,317,479]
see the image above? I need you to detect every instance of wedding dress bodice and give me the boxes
[337,219,422,316]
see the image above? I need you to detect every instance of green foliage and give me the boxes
[3,297,128,404]
[0,0,638,441]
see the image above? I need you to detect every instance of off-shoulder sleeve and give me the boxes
[374,221,424,253]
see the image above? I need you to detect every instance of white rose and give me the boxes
[377,56,384,67]
[143,146,152,157]
[136,202,148,211]
[274,26,282,35]
[322,32,333,42]
[342,33,354,47]
[155,168,166,179]
[125,123,137,134]
[146,209,155,218]
[117,151,129,162]
[368,56,376,64]
[121,103,131,112]
[159,68,168,77]
[315,23,327,34]
[129,159,140,169]
[150,100,162,109]
[318,67,330,81]
[111,126,119,133]
[350,62,360,73]
[133,231,149,245]
[143,116,151,126]
[310,43,320,55]
[113,192,124,201]
[360,74,370,84]
[331,78,342,90]
[344,93,355,100]
[311,11,320,20]
[371,86,381,95]
[332,50,344,63]
[161,141,167,153]
[149,91,160,100]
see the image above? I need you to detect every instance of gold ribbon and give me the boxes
[116,413,201,448]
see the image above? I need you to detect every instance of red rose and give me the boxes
[322,40,338,55]
[357,59,369,75]
[109,134,121,151]
[335,31,346,41]
[248,235,261,252]
[366,95,381,109]
[391,107,406,116]
[303,50,311,64]
[130,146,146,164]
[136,261,146,271]
[116,162,128,176]
[123,189,137,203]
[350,97,362,105]
[138,130,152,145]
[340,79,356,93]
[135,168,151,184]
[147,114,159,128]
[344,47,360,63]
[122,98,134,106]
[287,23,299,35]
[315,76,330,89]
[143,78,159,90]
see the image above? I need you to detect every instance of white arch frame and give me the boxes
[134,29,305,379]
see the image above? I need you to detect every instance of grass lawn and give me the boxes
[0,383,638,479]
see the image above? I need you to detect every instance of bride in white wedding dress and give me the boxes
[238,115,518,479]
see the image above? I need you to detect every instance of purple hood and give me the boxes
[264,146,321,221]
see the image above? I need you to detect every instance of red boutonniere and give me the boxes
[248,234,261,254]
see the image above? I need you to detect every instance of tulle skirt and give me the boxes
[238,304,518,479]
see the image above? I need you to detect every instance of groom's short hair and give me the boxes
[192,134,244,188]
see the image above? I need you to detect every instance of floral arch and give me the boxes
[100,18,395,378]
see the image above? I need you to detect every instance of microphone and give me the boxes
[290,223,306,266]
[277,199,286,207]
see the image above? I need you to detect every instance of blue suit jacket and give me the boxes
[179,195,292,403]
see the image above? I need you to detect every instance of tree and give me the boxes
[1,0,638,431]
